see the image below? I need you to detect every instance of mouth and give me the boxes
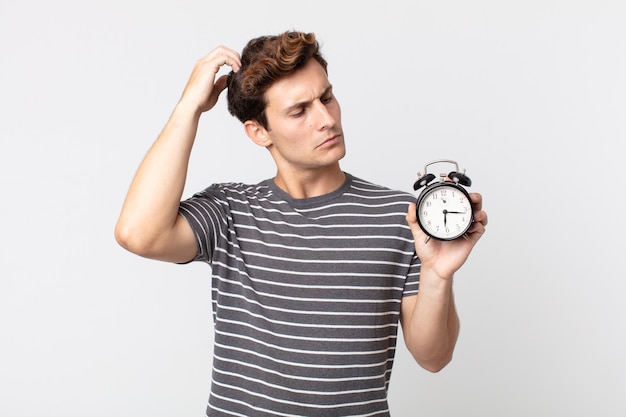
[317,133,342,148]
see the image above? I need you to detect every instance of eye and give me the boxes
[291,107,305,117]
[321,93,334,104]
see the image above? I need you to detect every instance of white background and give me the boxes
[2,1,625,416]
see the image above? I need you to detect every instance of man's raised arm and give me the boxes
[115,46,241,263]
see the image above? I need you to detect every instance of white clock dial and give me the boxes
[417,184,473,240]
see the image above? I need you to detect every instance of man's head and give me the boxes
[228,30,344,184]
[227,31,328,130]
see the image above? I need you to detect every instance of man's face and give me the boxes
[261,58,345,174]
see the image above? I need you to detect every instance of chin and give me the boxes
[328,147,346,165]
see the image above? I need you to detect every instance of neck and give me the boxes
[273,164,345,199]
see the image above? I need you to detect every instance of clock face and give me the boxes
[417,183,473,240]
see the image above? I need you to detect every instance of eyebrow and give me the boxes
[283,85,333,114]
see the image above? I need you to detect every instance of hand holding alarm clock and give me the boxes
[413,159,474,242]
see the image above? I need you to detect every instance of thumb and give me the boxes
[214,73,230,95]
[406,202,425,239]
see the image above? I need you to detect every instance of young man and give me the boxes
[116,31,487,416]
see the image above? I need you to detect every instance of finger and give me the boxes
[205,45,242,72]
[183,47,241,110]
[468,210,488,234]
[475,210,488,227]
[406,202,418,224]
[405,203,422,235]
[406,203,430,244]
[468,219,486,237]
[469,192,482,211]
[213,73,230,95]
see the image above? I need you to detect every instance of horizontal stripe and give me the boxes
[179,174,420,416]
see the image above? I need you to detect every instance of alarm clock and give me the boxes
[413,159,474,241]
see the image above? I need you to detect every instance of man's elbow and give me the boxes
[114,221,156,258]
[416,352,453,373]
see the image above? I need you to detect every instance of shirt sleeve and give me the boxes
[177,185,229,264]
[402,253,421,297]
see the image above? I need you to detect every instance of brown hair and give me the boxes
[227,31,328,129]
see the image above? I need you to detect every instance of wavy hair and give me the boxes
[227,31,328,129]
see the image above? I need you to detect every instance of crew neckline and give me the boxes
[262,172,353,209]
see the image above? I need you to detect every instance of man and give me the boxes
[115,31,487,416]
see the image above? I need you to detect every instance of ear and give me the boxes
[244,120,272,148]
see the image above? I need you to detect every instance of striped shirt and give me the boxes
[178,173,420,417]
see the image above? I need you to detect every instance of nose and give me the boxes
[312,100,335,130]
